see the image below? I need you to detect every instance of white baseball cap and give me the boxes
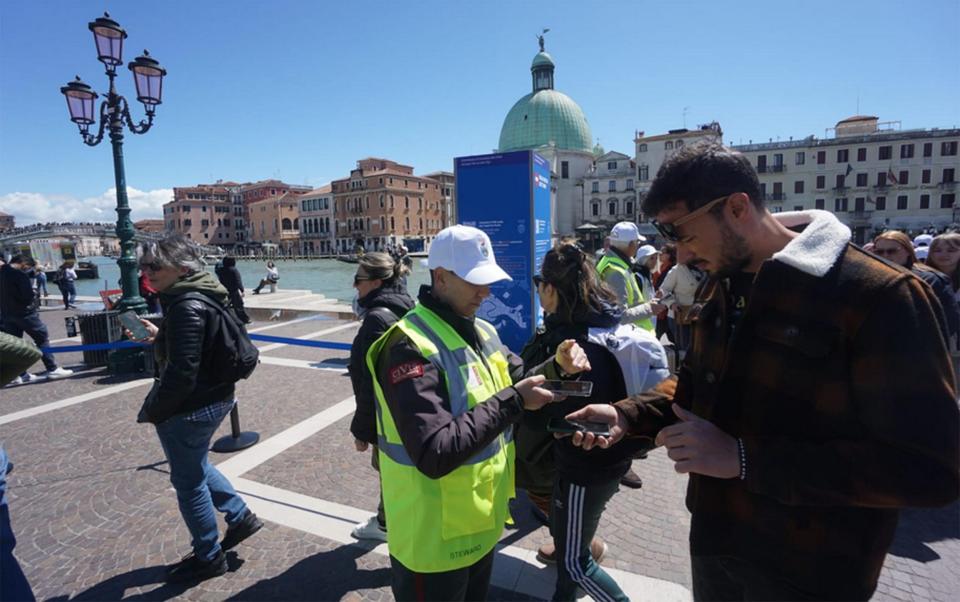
[916,246,929,260]
[428,225,512,285]
[914,234,933,247]
[635,244,658,260]
[610,221,646,243]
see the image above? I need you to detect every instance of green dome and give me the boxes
[498,90,593,153]
[531,51,555,69]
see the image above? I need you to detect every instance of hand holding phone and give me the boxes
[119,311,156,343]
[539,380,593,397]
[546,417,611,437]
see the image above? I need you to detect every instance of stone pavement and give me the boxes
[0,307,956,601]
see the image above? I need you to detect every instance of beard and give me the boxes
[705,221,752,278]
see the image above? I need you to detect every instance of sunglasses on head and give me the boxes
[651,194,732,242]
[533,274,545,287]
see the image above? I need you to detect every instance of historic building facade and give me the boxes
[732,116,960,244]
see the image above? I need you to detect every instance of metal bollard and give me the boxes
[211,405,260,453]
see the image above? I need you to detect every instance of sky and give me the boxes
[1,0,958,225]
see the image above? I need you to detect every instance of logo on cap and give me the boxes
[479,238,489,258]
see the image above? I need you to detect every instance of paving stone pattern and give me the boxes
[1,312,957,600]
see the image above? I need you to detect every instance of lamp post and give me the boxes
[60,12,166,316]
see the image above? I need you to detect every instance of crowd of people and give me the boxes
[1,142,959,602]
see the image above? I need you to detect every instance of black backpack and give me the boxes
[172,292,260,383]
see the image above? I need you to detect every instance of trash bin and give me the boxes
[75,311,123,367]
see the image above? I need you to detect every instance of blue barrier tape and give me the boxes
[248,334,352,350]
[41,334,352,353]
[41,341,149,353]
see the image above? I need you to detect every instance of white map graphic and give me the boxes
[479,294,527,330]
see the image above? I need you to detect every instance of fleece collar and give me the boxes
[770,210,851,278]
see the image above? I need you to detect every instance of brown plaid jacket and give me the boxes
[618,234,959,599]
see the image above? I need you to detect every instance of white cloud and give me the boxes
[0,187,173,225]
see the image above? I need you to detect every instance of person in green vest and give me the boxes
[597,222,664,334]
[367,225,591,602]
[596,221,664,490]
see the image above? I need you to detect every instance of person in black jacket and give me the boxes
[215,256,250,324]
[126,235,262,584]
[525,242,669,602]
[0,255,72,383]
[347,252,415,542]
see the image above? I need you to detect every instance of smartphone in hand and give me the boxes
[546,417,611,437]
[119,310,151,341]
[539,380,593,397]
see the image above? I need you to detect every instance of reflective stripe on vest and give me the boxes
[597,253,654,332]
[365,303,515,573]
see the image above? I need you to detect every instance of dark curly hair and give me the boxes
[642,142,762,218]
[540,242,616,324]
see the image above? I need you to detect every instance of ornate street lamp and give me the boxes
[60,12,166,318]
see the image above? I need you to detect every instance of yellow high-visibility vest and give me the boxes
[366,303,515,573]
[597,253,655,331]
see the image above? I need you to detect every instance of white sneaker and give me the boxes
[7,376,23,386]
[44,367,74,380]
[350,516,387,542]
[20,373,40,383]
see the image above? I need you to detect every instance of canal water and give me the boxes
[76,256,431,302]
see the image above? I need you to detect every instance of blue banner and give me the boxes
[455,150,551,352]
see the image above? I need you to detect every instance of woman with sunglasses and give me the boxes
[347,252,414,543]
[873,231,959,346]
[522,242,669,602]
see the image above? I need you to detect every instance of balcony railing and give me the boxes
[770,164,786,173]
[757,165,767,173]
[770,192,786,201]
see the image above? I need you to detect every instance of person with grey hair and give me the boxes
[348,252,415,542]
[126,234,262,583]
[597,222,664,333]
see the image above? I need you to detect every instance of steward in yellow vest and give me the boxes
[596,222,662,332]
[367,225,590,602]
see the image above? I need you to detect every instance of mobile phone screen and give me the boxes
[539,380,593,397]
[546,418,611,437]
[119,311,150,340]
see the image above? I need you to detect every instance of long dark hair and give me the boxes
[540,242,616,324]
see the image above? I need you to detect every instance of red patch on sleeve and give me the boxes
[389,361,424,385]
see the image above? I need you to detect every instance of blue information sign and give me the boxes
[455,150,552,352]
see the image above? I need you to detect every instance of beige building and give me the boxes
[732,116,960,244]
[423,171,456,228]
[634,123,724,219]
[163,184,235,246]
[579,151,638,227]
[248,192,301,255]
[298,185,334,255]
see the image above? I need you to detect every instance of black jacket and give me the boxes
[0,264,37,318]
[348,282,415,444]
[373,286,555,479]
[215,264,244,295]
[520,300,646,486]
[138,273,235,424]
[912,266,960,343]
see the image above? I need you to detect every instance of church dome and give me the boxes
[498,48,592,154]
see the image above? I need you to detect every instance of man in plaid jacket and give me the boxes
[565,143,960,601]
